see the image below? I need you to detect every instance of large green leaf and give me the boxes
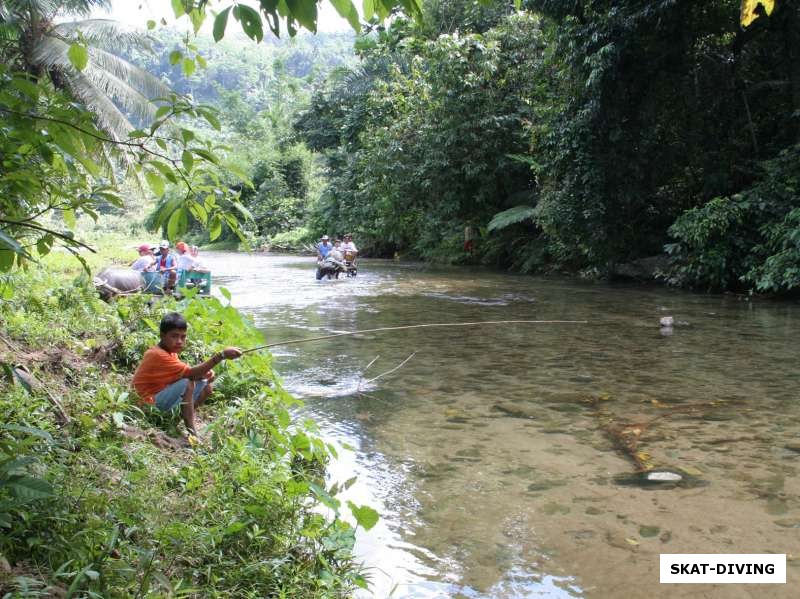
[181,150,194,173]
[144,171,165,198]
[233,5,264,42]
[363,0,375,19]
[5,476,54,502]
[192,148,219,164]
[285,0,317,32]
[167,207,188,240]
[0,230,27,254]
[329,0,360,31]
[182,57,196,77]
[208,215,223,241]
[213,6,232,41]
[309,483,340,512]
[188,201,208,225]
[347,501,379,531]
[171,0,187,19]
[487,205,537,232]
[67,43,89,71]
[150,161,179,183]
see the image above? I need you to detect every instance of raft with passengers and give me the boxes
[94,241,212,300]
[315,233,359,280]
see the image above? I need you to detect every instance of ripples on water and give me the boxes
[206,252,800,598]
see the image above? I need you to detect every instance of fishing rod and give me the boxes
[241,319,588,354]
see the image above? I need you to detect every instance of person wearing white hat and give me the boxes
[155,240,177,294]
[316,235,332,261]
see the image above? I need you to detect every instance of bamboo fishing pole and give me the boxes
[241,320,588,354]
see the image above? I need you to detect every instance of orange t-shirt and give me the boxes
[132,346,191,404]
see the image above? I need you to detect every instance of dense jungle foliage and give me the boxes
[8,0,793,293]
[294,0,800,293]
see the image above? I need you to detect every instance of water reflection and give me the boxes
[205,252,800,598]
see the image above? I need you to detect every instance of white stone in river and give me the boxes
[659,316,674,327]
[646,471,683,481]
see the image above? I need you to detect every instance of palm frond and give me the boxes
[81,58,158,124]
[32,34,166,131]
[87,47,170,102]
[4,1,60,17]
[31,36,131,138]
[57,1,111,18]
[65,68,133,140]
[53,19,152,51]
[30,33,75,71]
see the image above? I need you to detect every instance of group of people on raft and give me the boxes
[130,240,207,294]
[315,233,358,278]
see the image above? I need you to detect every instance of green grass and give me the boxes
[0,244,370,597]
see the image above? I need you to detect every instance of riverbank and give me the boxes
[0,246,366,597]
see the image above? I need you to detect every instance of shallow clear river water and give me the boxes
[204,252,799,599]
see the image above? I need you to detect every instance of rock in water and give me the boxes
[659,316,674,328]
[646,470,683,482]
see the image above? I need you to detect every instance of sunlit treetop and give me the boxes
[740,0,775,27]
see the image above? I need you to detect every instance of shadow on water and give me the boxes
[205,252,800,598]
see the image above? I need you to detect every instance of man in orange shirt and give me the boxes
[133,312,242,436]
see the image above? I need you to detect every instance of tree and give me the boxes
[296,12,543,260]
[1,0,403,272]
[526,0,800,281]
[1,0,170,139]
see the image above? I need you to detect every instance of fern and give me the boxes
[487,205,536,232]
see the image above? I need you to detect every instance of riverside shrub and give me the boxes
[0,251,369,597]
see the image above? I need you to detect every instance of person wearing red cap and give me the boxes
[131,244,155,272]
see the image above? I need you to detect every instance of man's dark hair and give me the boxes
[160,312,188,335]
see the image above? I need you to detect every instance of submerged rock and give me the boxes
[785,442,800,453]
[647,471,682,482]
[614,469,707,490]
[492,402,538,419]
[639,525,661,538]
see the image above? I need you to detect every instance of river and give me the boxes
[204,251,799,598]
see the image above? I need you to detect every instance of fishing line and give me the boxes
[241,320,588,354]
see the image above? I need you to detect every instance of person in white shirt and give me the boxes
[131,244,156,272]
[175,241,195,275]
[328,239,345,263]
[340,234,358,260]
[189,245,208,272]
